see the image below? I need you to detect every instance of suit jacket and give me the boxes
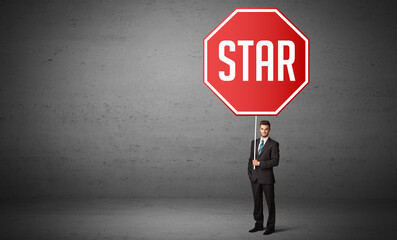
[248,138,280,184]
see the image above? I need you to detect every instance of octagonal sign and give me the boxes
[203,9,309,115]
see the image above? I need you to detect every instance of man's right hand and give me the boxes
[252,159,259,166]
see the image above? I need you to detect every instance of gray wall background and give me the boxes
[1,0,396,201]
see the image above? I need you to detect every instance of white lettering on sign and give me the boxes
[237,40,254,81]
[218,40,296,81]
[278,40,295,81]
[256,40,274,81]
[218,40,235,81]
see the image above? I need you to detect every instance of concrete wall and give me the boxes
[1,0,396,200]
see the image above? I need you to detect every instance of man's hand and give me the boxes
[252,159,260,166]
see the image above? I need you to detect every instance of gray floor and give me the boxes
[1,198,396,240]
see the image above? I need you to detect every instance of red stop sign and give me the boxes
[203,9,309,116]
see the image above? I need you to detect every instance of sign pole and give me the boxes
[253,116,257,170]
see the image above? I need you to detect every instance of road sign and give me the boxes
[203,9,309,116]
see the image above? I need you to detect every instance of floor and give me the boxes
[1,198,396,240]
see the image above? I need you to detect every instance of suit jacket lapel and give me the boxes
[255,138,260,158]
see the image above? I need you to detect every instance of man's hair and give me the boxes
[260,120,270,128]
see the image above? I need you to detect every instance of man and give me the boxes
[248,120,280,235]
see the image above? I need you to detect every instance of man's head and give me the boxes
[259,120,271,138]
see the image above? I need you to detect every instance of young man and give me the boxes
[248,120,280,235]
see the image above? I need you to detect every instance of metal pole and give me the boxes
[253,116,257,170]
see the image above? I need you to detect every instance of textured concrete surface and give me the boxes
[1,0,396,201]
[1,198,396,240]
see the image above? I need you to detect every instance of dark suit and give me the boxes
[248,137,280,230]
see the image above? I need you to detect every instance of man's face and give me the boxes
[260,124,270,138]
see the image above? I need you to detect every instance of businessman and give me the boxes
[248,120,280,235]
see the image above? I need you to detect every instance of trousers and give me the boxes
[250,181,275,229]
